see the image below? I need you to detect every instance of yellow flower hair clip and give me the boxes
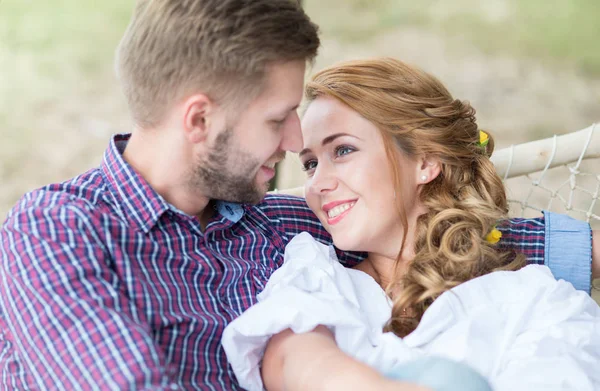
[478,130,489,148]
[486,226,502,244]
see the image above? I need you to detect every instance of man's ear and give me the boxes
[182,94,220,144]
[417,156,441,184]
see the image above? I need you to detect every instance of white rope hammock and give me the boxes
[493,123,600,227]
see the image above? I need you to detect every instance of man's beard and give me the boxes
[190,128,269,205]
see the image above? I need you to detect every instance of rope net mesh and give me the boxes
[494,123,599,295]
[494,123,599,230]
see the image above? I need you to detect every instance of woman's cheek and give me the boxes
[305,193,321,219]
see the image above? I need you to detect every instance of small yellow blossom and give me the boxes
[479,130,489,147]
[486,227,502,244]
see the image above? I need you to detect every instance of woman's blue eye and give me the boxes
[335,145,355,157]
[301,146,355,172]
[302,160,317,172]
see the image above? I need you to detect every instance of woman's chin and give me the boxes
[319,220,362,252]
[331,237,360,253]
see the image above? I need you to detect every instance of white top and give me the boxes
[222,232,600,391]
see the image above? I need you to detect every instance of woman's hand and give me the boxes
[261,325,430,391]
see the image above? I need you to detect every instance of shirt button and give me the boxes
[169,384,179,390]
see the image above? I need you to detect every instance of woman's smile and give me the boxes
[323,200,357,225]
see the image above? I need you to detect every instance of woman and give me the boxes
[222,58,600,391]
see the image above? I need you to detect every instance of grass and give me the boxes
[0,0,132,130]
[304,0,430,42]
[305,0,600,76]
[0,0,131,125]
[0,0,133,216]
[0,0,131,57]
[450,0,600,76]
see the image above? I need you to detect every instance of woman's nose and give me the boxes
[307,162,338,195]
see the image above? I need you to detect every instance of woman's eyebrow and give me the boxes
[299,133,361,158]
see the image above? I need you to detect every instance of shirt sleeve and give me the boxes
[261,194,332,242]
[498,216,546,265]
[498,212,593,294]
[544,211,593,294]
[0,199,176,390]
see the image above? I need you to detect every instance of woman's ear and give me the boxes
[417,156,441,184]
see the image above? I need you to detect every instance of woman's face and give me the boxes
[300,97,421,256]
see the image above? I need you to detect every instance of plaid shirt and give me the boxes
[0,134,549,390]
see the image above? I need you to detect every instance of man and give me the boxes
[0,0,598,390]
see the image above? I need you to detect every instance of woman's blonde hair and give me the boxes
[305,58,526,337]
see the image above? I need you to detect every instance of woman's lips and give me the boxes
[324,201,356,225]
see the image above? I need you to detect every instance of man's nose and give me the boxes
[280,111,302,153]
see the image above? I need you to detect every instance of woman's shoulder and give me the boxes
[431,264,597,320]
[447,265,559,302]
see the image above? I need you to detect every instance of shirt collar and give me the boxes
[101,134,247,233]
[101,134,171,233]
[215,201,244,223]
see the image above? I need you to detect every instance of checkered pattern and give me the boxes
[0,134,545,390]
[499,217,545,265]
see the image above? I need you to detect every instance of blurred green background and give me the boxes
[0,0,599,298]
[1,0,600,218]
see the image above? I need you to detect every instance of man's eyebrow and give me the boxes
[299,133,360,158]
[283,104,300,115]
[271,104,300,120]
[299,148,311,158]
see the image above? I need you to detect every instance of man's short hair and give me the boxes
[116,0,319,127]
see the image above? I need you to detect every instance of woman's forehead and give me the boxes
[301,97,381,146]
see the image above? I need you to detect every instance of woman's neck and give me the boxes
[360,242,415,289]
[357,209,423,289]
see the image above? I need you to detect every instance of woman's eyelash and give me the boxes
[301,159,317,171]
[334,145,356,156]
[301,145,356,172]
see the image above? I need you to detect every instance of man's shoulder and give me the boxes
[252,193,315,220]
[241,193,331,242]
[3,168,112,229]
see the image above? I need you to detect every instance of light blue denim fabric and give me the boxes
[544,211,593,294]
[386,357,492,391]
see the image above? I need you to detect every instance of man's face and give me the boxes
[191,60,306,204]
